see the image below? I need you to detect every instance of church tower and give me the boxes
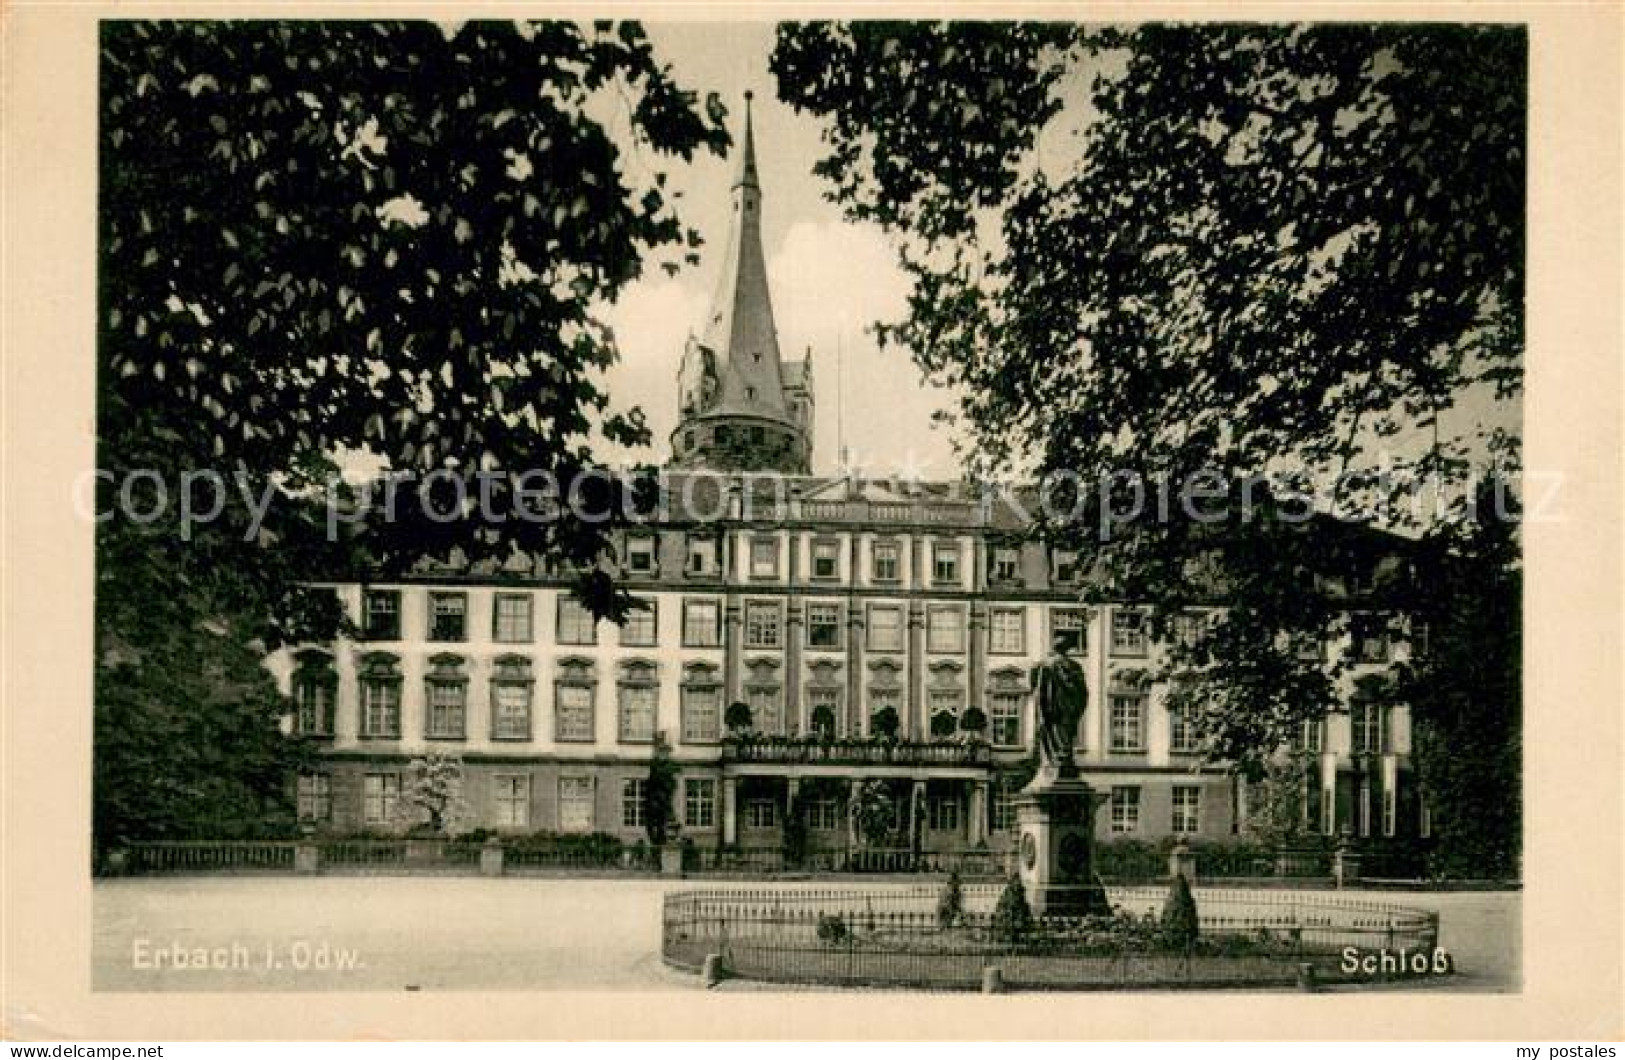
[670,93,813,475]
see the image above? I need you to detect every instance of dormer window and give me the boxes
[625,535,656,576]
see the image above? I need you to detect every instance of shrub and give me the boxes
[1160,872,1200,951]
[724,701,753,734]
[958,706,988,735]
[869,706,900,740]
[809,704,837,740]
[990,874,1033,944]
[929,710,958,739]
[937,868,964,928]
[816,913,848,945]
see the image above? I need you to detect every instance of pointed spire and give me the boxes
[733,90,760,190]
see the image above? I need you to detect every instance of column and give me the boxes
[906,601,925,740]
[910,779,927,855]
[722,775,739,846]
[846,599,865,737]
[723,598,742,705]
[785,597,804,735]
[969,779,988,846]
[968,600,988,716]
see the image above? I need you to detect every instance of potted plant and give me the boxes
[724,700,754,737]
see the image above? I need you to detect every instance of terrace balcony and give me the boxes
[720,735,993,769]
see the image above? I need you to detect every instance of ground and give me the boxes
[92,876,1520,993]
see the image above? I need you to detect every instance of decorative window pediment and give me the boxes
[987,666,1026,691]
[1109,666,1153,692]
[807,659,843,684]
[619,659,658,684]
[356,652,401,680]
[556,657,596,684]
[426,653,468,680]
[682,661,721,685]
[492,654,534,682]
[867,658,903,682]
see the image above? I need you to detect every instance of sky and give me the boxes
[593,22,962,479]
[583,21,1519,489]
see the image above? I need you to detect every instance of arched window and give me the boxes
[291,650,336,737]
[357,653,402,739]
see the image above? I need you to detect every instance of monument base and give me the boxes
[1014,777,1111,918]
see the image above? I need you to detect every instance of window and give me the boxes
[1383,782,1397,838]
[363,773,400,824]
[358,654,401,739]
[292,654,335,736]
[428,592,467,642]
[493,594,533,643]
[991,547,1021,584]
[617,665,657,743]
[686,537,718,576]
[806,602,841,649]
[624,535,656,575]
[489,656,533,741]
[1295,715,1325,753]
[556,597,597,645]
[871,540,900,582]
[989,608,1025,654]
[1109,693,1146,752]
[929,796,961,832]
[811,539,839,579]
[991,779,1017,832]
[1168,703,1199,754]
[807,799,841,831]
[928,687,963,734]
[684,778,716,829]
[1110,786,1140,833]
[747,683,784,736]
[989,689,1023,748]
[867,604,903,652]
[1351,616,1390,663]
[1051,609,1086,654]
[555,663,595,742]
[296,774,331,822]
[807,687,840,738]
[868,685,902,731]
[1172,612,1206,650]
[931,542,961,585]
[493,775,530,828]
[619,599,656,647]
[1171,786,1201,834]
[681,669,721,743]
[749,537,779,578]
[558,777,594,833]
[363,590,400,640]
[745,800,777,829]
[1111,609,1147,656]
[1352,700,1386,754]
[622,779,646,829]
[1051,549,1080,584]
[927,605,965,653]
[1357,777,1372,838]
[744,600,782,648]
[424,656,468,739]
[682,599,721,647]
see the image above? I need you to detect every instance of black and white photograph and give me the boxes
[2,3,1621,1047]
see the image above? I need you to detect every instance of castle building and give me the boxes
[271,102,1423,856]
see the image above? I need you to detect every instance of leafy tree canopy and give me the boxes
[96,21,728,845]
[772,22,1524,773]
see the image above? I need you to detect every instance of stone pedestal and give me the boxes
[1014,778,1111,917]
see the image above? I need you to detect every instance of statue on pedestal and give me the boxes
[1028,634,1088,786]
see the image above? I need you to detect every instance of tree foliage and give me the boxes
[1395,478,1521,878]
[773,22,1524,771]
[398,751,469,835]
[1160,872,1201,950]
[96,21,728,844]
[643,731,680,847]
